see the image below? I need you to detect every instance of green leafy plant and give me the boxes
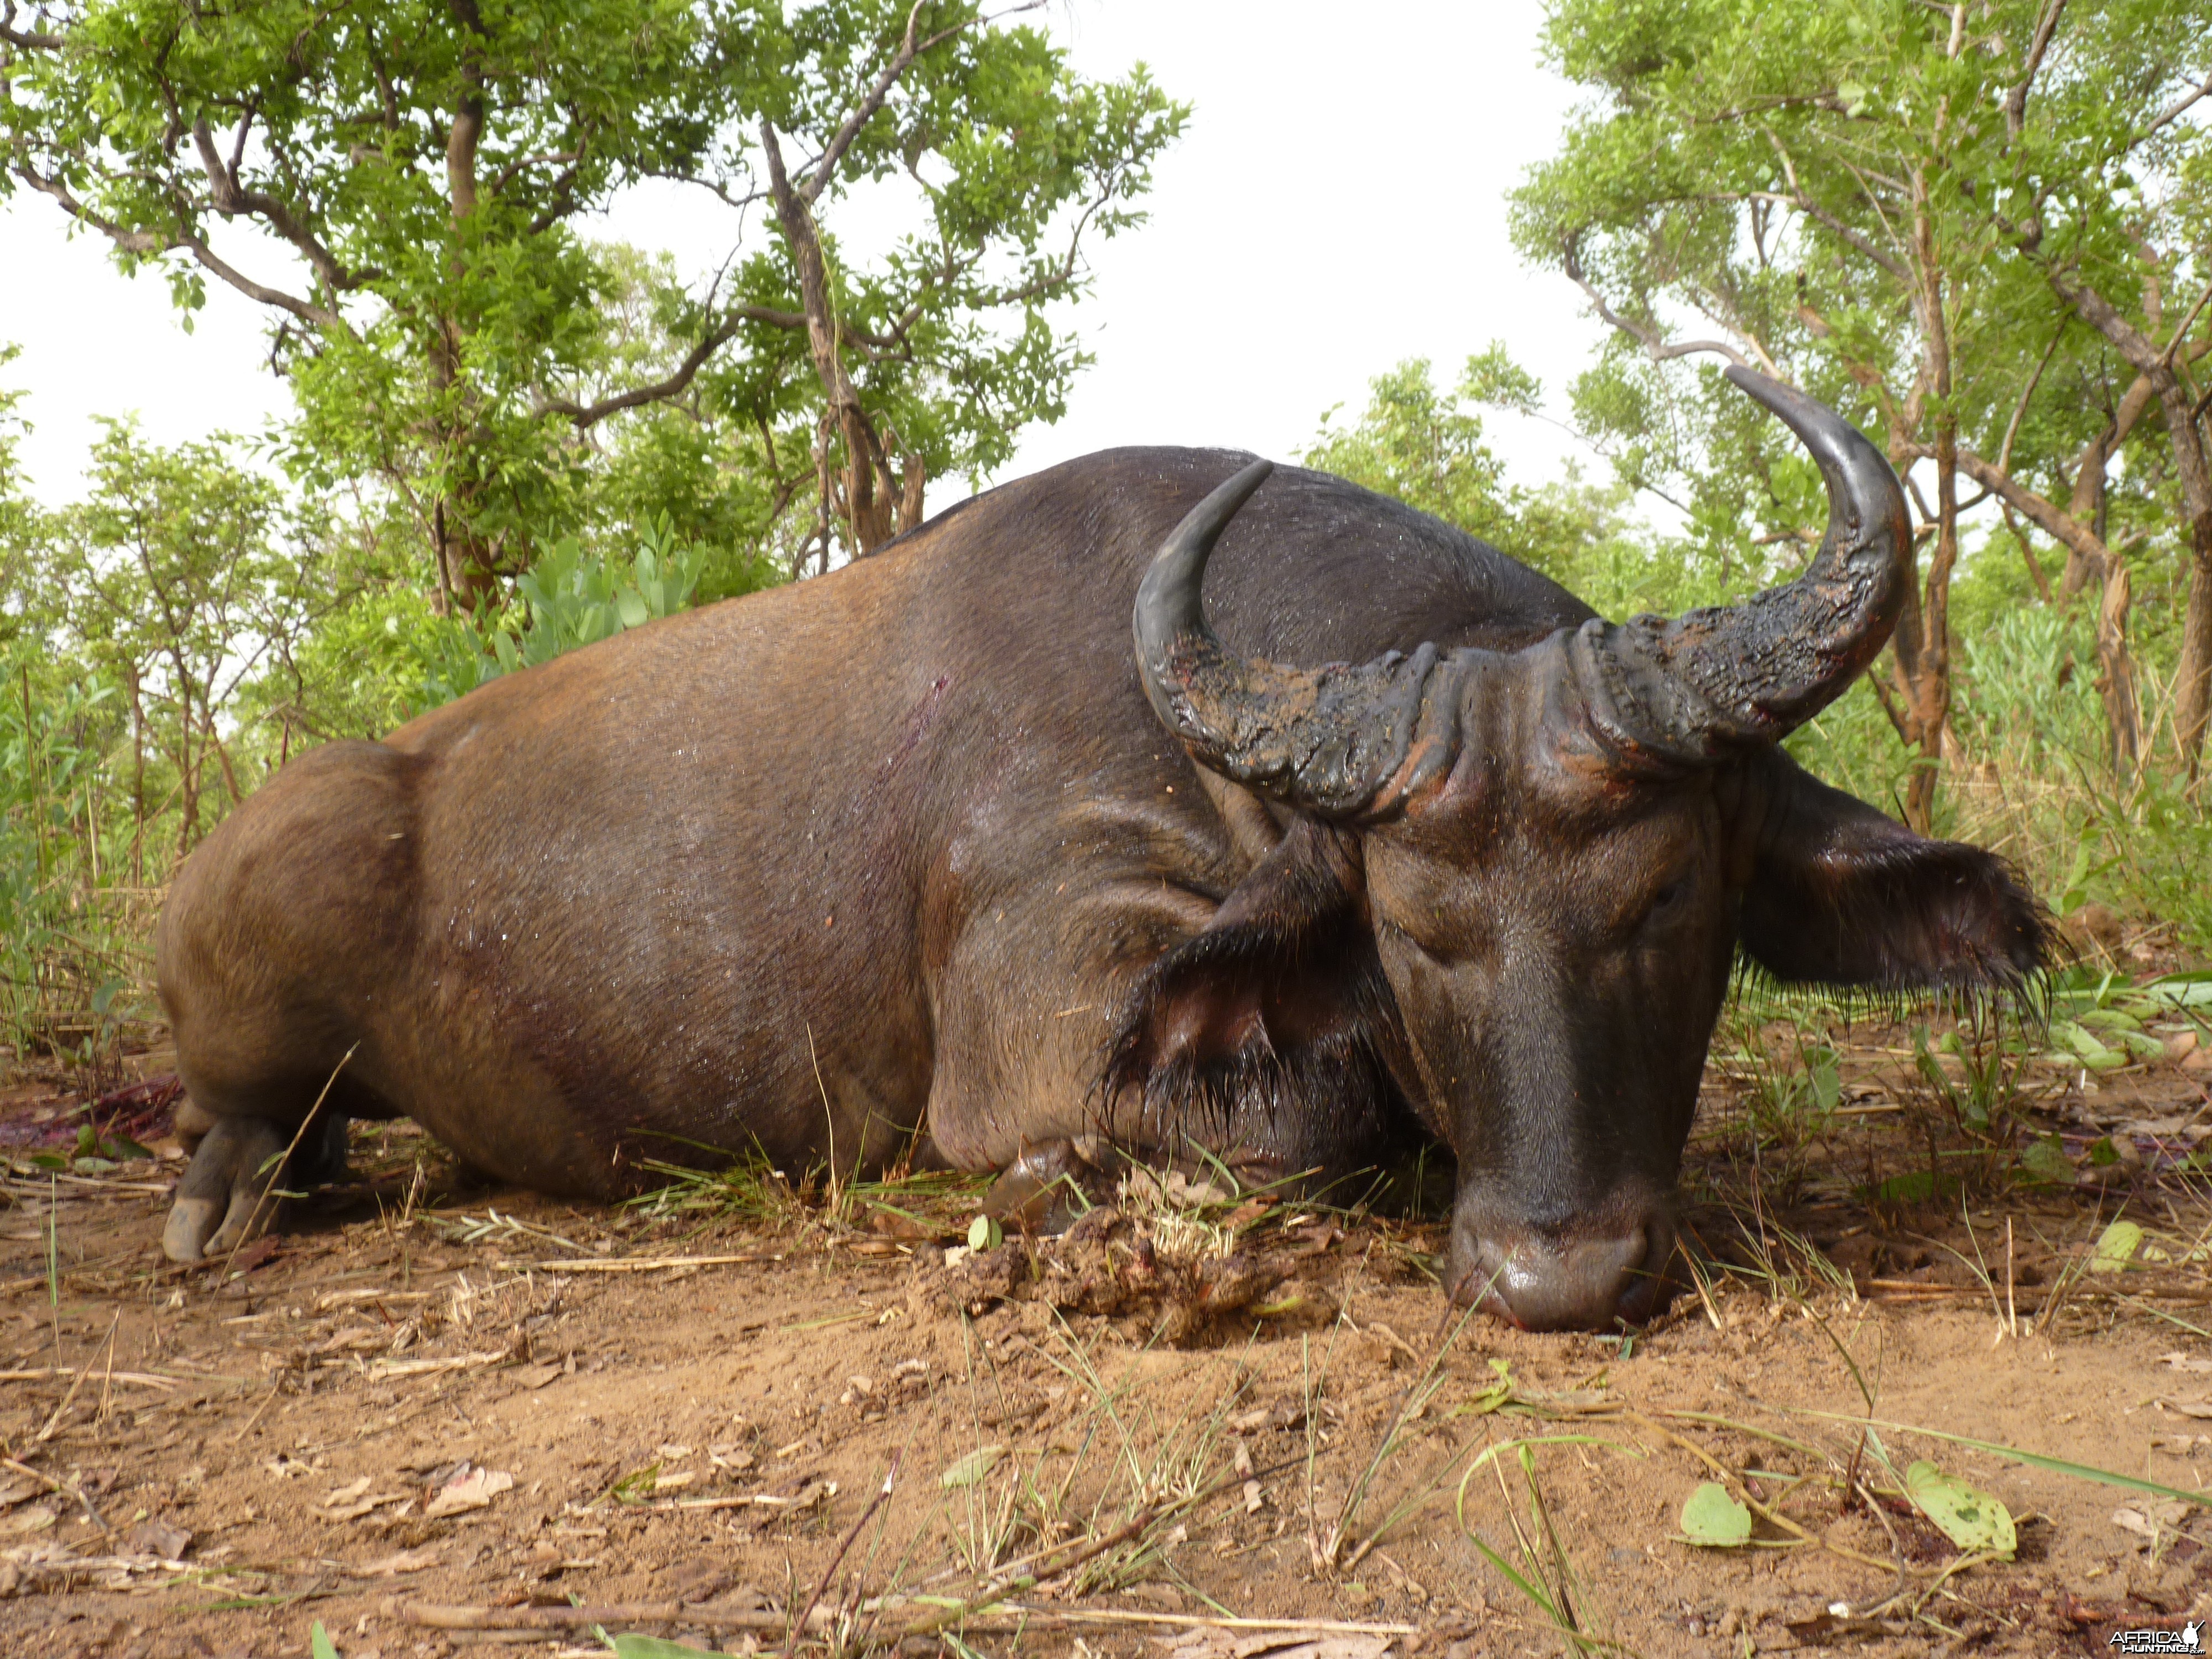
[1903,1459,2017,1559]
[1677,1481,1752,1548]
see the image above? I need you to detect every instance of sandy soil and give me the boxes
[3,1014,2211,1659]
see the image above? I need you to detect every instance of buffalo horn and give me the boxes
[1131,460,1448,818]
[1572,366,1911,762]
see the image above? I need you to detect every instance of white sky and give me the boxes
[1,1,1608,510]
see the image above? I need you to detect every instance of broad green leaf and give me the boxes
[967,1215,1002,1252]
[612,1638,730,1659]
[310,1624,341,1659]
[1809,1059,1841,1114]
[2018,1135,2073,1186]
[941,1445,1005,1489]
[2091,1220,2144,1274]
[1903,1460,2015,1558]
[1678,1482,1751,1547]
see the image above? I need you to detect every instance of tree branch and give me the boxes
[2044,264,2161,372]
[1759,132,1911,281]
[186,116,368,293]
[2003,0,2066,138]
[534,304,810,427]
[799,1,1043,208]
[2163,276,2212,369]
[1997,322,2065,475]
[1561,234,1764,372]
[1922,441,2108,568]
[2141,64,2212,143]
[0,0,61,49]
[11,161,351,331]
[491,148,583,197]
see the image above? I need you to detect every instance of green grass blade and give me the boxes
[1786,1409,2211,1505]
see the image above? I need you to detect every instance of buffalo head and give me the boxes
[1129,369,2047,1330]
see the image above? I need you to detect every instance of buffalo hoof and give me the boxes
[161,1112,350,1264]
[983,1139,1117,1234]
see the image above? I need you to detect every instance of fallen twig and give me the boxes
[789,1453,899,1658]
[364,1350,512,1380]
[534,1253,781,1273]
[0,1367,181,1390]
[397,1600,822,1635]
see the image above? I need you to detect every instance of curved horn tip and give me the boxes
[1721,362,1809,422]
[1205,457,1276,524]
[1135,457,1276,631]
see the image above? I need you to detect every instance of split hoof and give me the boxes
[160,1112,351,1264]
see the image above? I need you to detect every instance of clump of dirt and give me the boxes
[917,1203,1346,1344]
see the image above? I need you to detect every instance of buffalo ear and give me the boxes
[1738,759,2052,992]
[1100,818,1406,1155]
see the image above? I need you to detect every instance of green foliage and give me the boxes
[0,356,729,1068]
[46,421,322,852]
[1302,354,1674,617]
[415,517,716,707]
[1304,357,1520,546]
[0,641,139,1062]
[609,1635,731,1658]
[1514,0,2212,825]
[0,348,34,626]
[1,1,1187,591]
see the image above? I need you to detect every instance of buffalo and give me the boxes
[155,368,2047,1329]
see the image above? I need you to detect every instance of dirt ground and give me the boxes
[4,996,2212,1658]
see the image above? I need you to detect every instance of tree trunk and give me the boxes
[762,121,922,559]
[1904,427,1960,834]
[124,659,145,886]
[2062,405,2144,771]
[2167,389,2212,767]
[1887,176,1956,837]
[2042,269,2212,767]
[429,0,504,615]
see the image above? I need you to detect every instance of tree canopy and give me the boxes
[1,0,1186,599]
[1511,0,2212,815]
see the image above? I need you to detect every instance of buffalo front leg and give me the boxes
[161,1112,351,1264]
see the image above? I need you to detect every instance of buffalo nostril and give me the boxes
[1467,1229,1660,1332]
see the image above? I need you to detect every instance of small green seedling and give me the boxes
[1677,1482,1751,1548]
[310,1624,341,1659]
[1904,1460,2015,1558]
[967,1214,1002,1251]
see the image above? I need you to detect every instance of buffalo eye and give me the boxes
[1378,914,1454,966]
[1641,877,1691,928]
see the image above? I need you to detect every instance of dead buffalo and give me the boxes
[155,369,2047,1329]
